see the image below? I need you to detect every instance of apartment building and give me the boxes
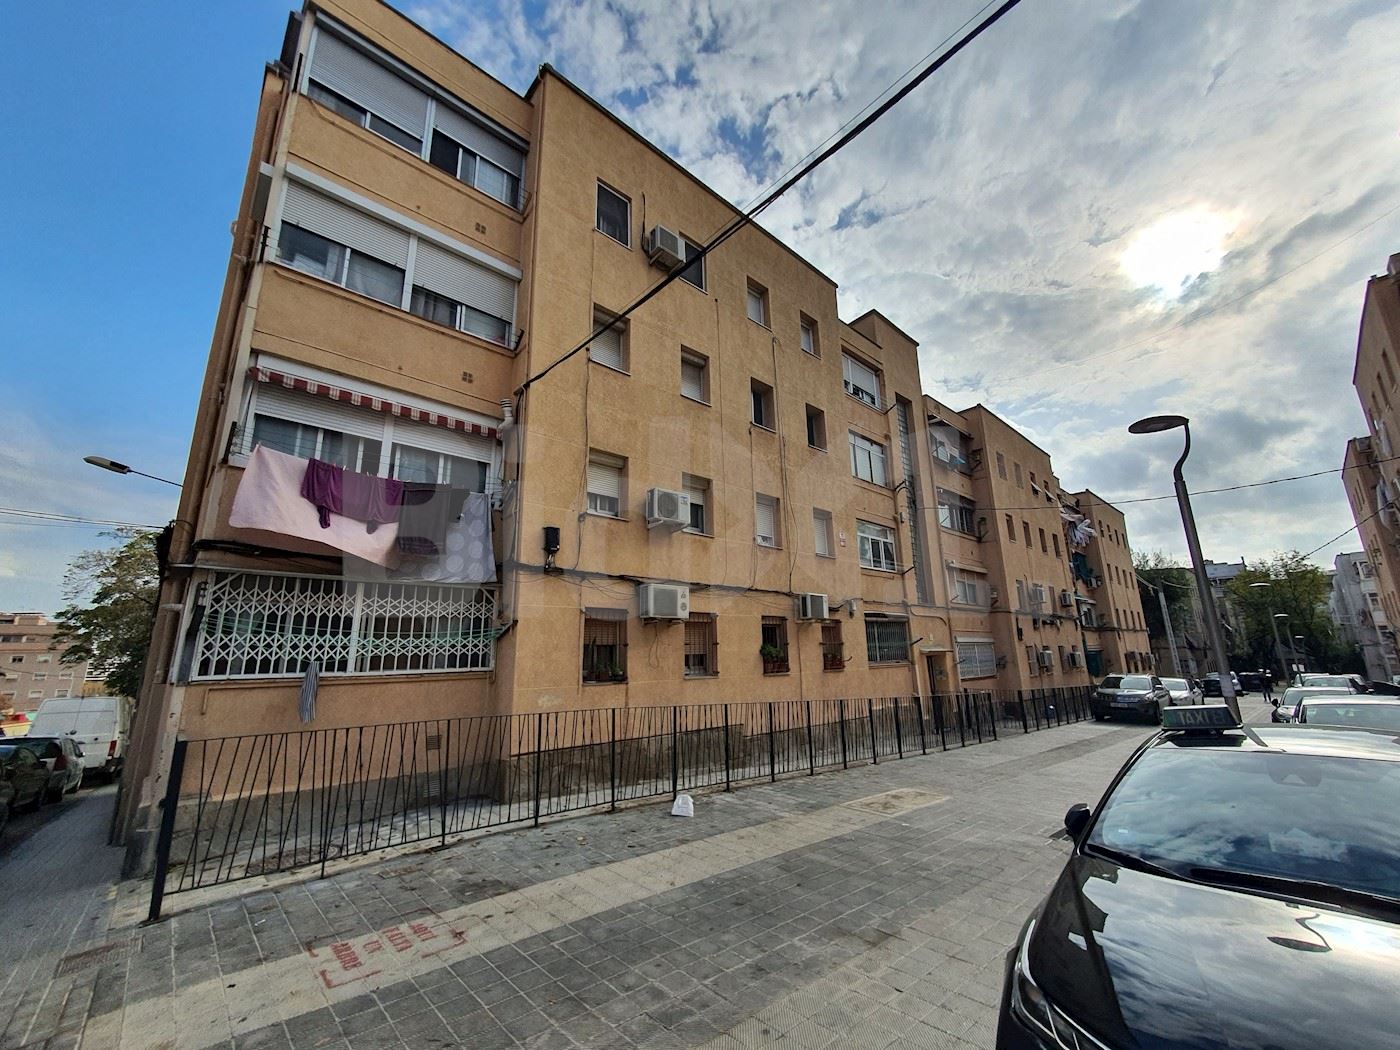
[0,613,91,714]
[1070,491,1152,676]
[1330,552,1397,683]
[121,0,960,858]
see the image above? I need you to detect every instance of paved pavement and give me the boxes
[1,699,1275,1049]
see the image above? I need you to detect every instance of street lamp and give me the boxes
[1138,575,1182,676]
[1250,581,1290,679]
[1128,414,1239,719]
[84,455,182,488]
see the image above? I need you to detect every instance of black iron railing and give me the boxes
[146,687,1092,919]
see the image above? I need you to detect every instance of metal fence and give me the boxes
[147,687,1092,919]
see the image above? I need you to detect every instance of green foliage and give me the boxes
[1225,551,1348,675]
[53,529,159,699]
[1133,550,1193,639]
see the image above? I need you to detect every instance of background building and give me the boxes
[1330,552,1396,682]
[0,613,90,714]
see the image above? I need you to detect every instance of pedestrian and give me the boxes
[1261,670,1274,702]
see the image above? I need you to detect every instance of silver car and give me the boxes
[1092,674,1170,723]
[1294,697,1400,731]
[1270,686,1356,724]
[1159,677,1202,706]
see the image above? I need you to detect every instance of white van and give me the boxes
[28,696,131,781]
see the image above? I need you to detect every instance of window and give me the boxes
[388,424,489,488]
[813,509,834,558]
[930,424,972,472]
[586,451,626,517]
[857,520,897,572]
[937,490,976,535]
[28,690,42,699]
[278,223,405,308]
[1022,520,1032,546]
[596,183,630,246]
[821,620,844,671]
[679,237,705,290]
[1016,579,1027,611]
[956,639,996,680]
[948,567,984,605]
[252,414,384,474]
[746,280,769,326]
[1053,533,1061,558]
[589,309,627,371]
[684,614,718,677]
[841,353,881,409]
[1014,463,1023,488]
[751,379,775,429]
[428,125,522,207]
[53,688,70,698]
[681,350,709,403]
[409,282,512,347]
[1038,528,1048,553]
[1029,583,1046,610]
[1027,645,1040,677]
[755,494,781,547]
[8,656,21,664]
[1030,471,1038,491]
[683,474,710,534]
[799,314,819,356]
[1005,514,1015,541]
[582,609,627,682]
[996,452,1007,480]
[32,673,46,682]
[805,405,827,450]
[760,616,789,673]
[849,432,888,486]
[865,617,910,664]
[35,655,50,663]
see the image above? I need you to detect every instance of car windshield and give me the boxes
[1302,703,1400,731]
[1281,687,1351,706]
[1161,679,1188,691]
[1087,747,1400,900]
[1102,676,1151,690]
[1304,676,1353,689]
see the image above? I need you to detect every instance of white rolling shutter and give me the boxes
[390,416,495,465]
[587,456,623,500]
[413,241,517,321]
[309,31,428,140]
[813,511,832,557]
[433,104,525,177]
[590,323,624,369]
[755,495,778,545]
[281,182,410,268]
[681,355,705,400]
[254,384,383,440]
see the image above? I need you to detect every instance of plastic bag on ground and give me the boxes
[671,793,694,817]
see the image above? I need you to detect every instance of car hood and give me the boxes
[1030,854,1400,1050]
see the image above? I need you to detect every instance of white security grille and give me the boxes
[193,571,496,680]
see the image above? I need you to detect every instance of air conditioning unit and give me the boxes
[1068,651,1083,668]
[645,488,691,530]
[645,225,685,270]
[1059,590,1075,608]
[795,593,829,621]
[638,583,689,621]
[1038,649,1055,669]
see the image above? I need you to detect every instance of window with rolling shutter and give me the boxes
[682,474,710,534]
[681,351,708,402]
[430,105,524,208]
[281,182,411,269]
[842,353,881,409]
[308,30,428,146]
[587,452,625,517]
[684,614,717,677]
[755,494,780,547]
[410,241,516,345]
[813,509,834,558]
[582,608,627,682]
[589,310,627,371]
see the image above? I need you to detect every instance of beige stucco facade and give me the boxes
[1071,490,1152,676]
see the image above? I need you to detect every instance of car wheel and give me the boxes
[1148,702,1161,725]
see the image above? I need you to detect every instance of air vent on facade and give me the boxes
[645,488,691,530]
[645,225,685,270]
[795,593,829,621]
[638,583,689,621]
[1059,590,1075,608]
[1038,648,1055,668]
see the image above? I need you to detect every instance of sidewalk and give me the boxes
[5,701,1273,1049]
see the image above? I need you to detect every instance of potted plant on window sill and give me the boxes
[822,652,845,671]
[609,665,627,683]
[760,644,788,674]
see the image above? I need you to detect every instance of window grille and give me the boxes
[865,617,910,664]
[582,608,627,682]
[821,620,844,671]
[956,639,997,680]
[760,616,789,673]
[684,614,718,677]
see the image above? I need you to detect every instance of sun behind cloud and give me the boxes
[1121,207,1235,299]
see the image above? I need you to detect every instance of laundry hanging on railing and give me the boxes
[229,445,401,565]
[397,483,470,556]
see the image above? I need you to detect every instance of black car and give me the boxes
[0,744,52,838]
[997,707,1400,1050]
[1201,671,1245,697]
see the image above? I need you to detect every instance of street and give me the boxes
[0,698,1275,1050]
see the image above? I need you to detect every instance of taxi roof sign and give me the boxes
[1161,704,1242,731]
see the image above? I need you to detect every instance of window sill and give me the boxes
[844,391,883,413]
[751,422,776,434]
[682,528,712,538]
[681,394,711,407]
[587,511,630,522]
[589,359,631,376]
[684,673,718,680]
[808,444,827,453]
[583,679,628,687]
[756,542,783,551]
[748,318,772,331]
[869,661,910,667]
[595,228,632,250]
[859,566,899,576]
[851,477,895,496]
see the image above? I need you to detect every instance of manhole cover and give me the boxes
[55,940,135,977]
[842,788,946,815]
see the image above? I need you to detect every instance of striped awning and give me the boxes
[249,366,498,439]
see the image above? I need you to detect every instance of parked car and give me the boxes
[0,744,51,837]
[997,706,1400,1050]
[1202,671,1244,697]
[1294,697,1400,732]
[28,696,129,782]
[6,736,85,799]
[1091,674,1170,723]
[1292,673,1359,691]
[1159,676,1202,706]
[1270,685,1357,723]
[1237,670,1268,693]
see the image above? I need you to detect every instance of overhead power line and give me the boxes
[1301,505,1381,561]
[0,507,164,531]
[517,0,1028,395]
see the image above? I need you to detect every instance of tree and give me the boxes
[1225,551,1352,676]
[54,529,160,699]
[1133,550,1194,641]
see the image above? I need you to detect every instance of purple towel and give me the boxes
[342,471,403,533]
[300,459,344,529]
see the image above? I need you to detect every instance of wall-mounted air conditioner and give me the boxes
[1068,651,1083,668]
[645,488,691,530]
[638,583,689,621]
[795,593,829,621]
[1038,648,1055,669]
[1059,590,1075,608]
[645,225,685,270]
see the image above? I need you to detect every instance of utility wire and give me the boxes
[1301,505,1382,561]
[0,507,164,531]
[517,0,1028,396]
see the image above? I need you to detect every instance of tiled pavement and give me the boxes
[0,700,1275,1049]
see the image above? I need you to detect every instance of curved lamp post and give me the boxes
[1128,414,1239,720]
[84,455,183,488]
[1250,581,1290,678]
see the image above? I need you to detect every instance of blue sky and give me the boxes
[4,0,1400,614]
